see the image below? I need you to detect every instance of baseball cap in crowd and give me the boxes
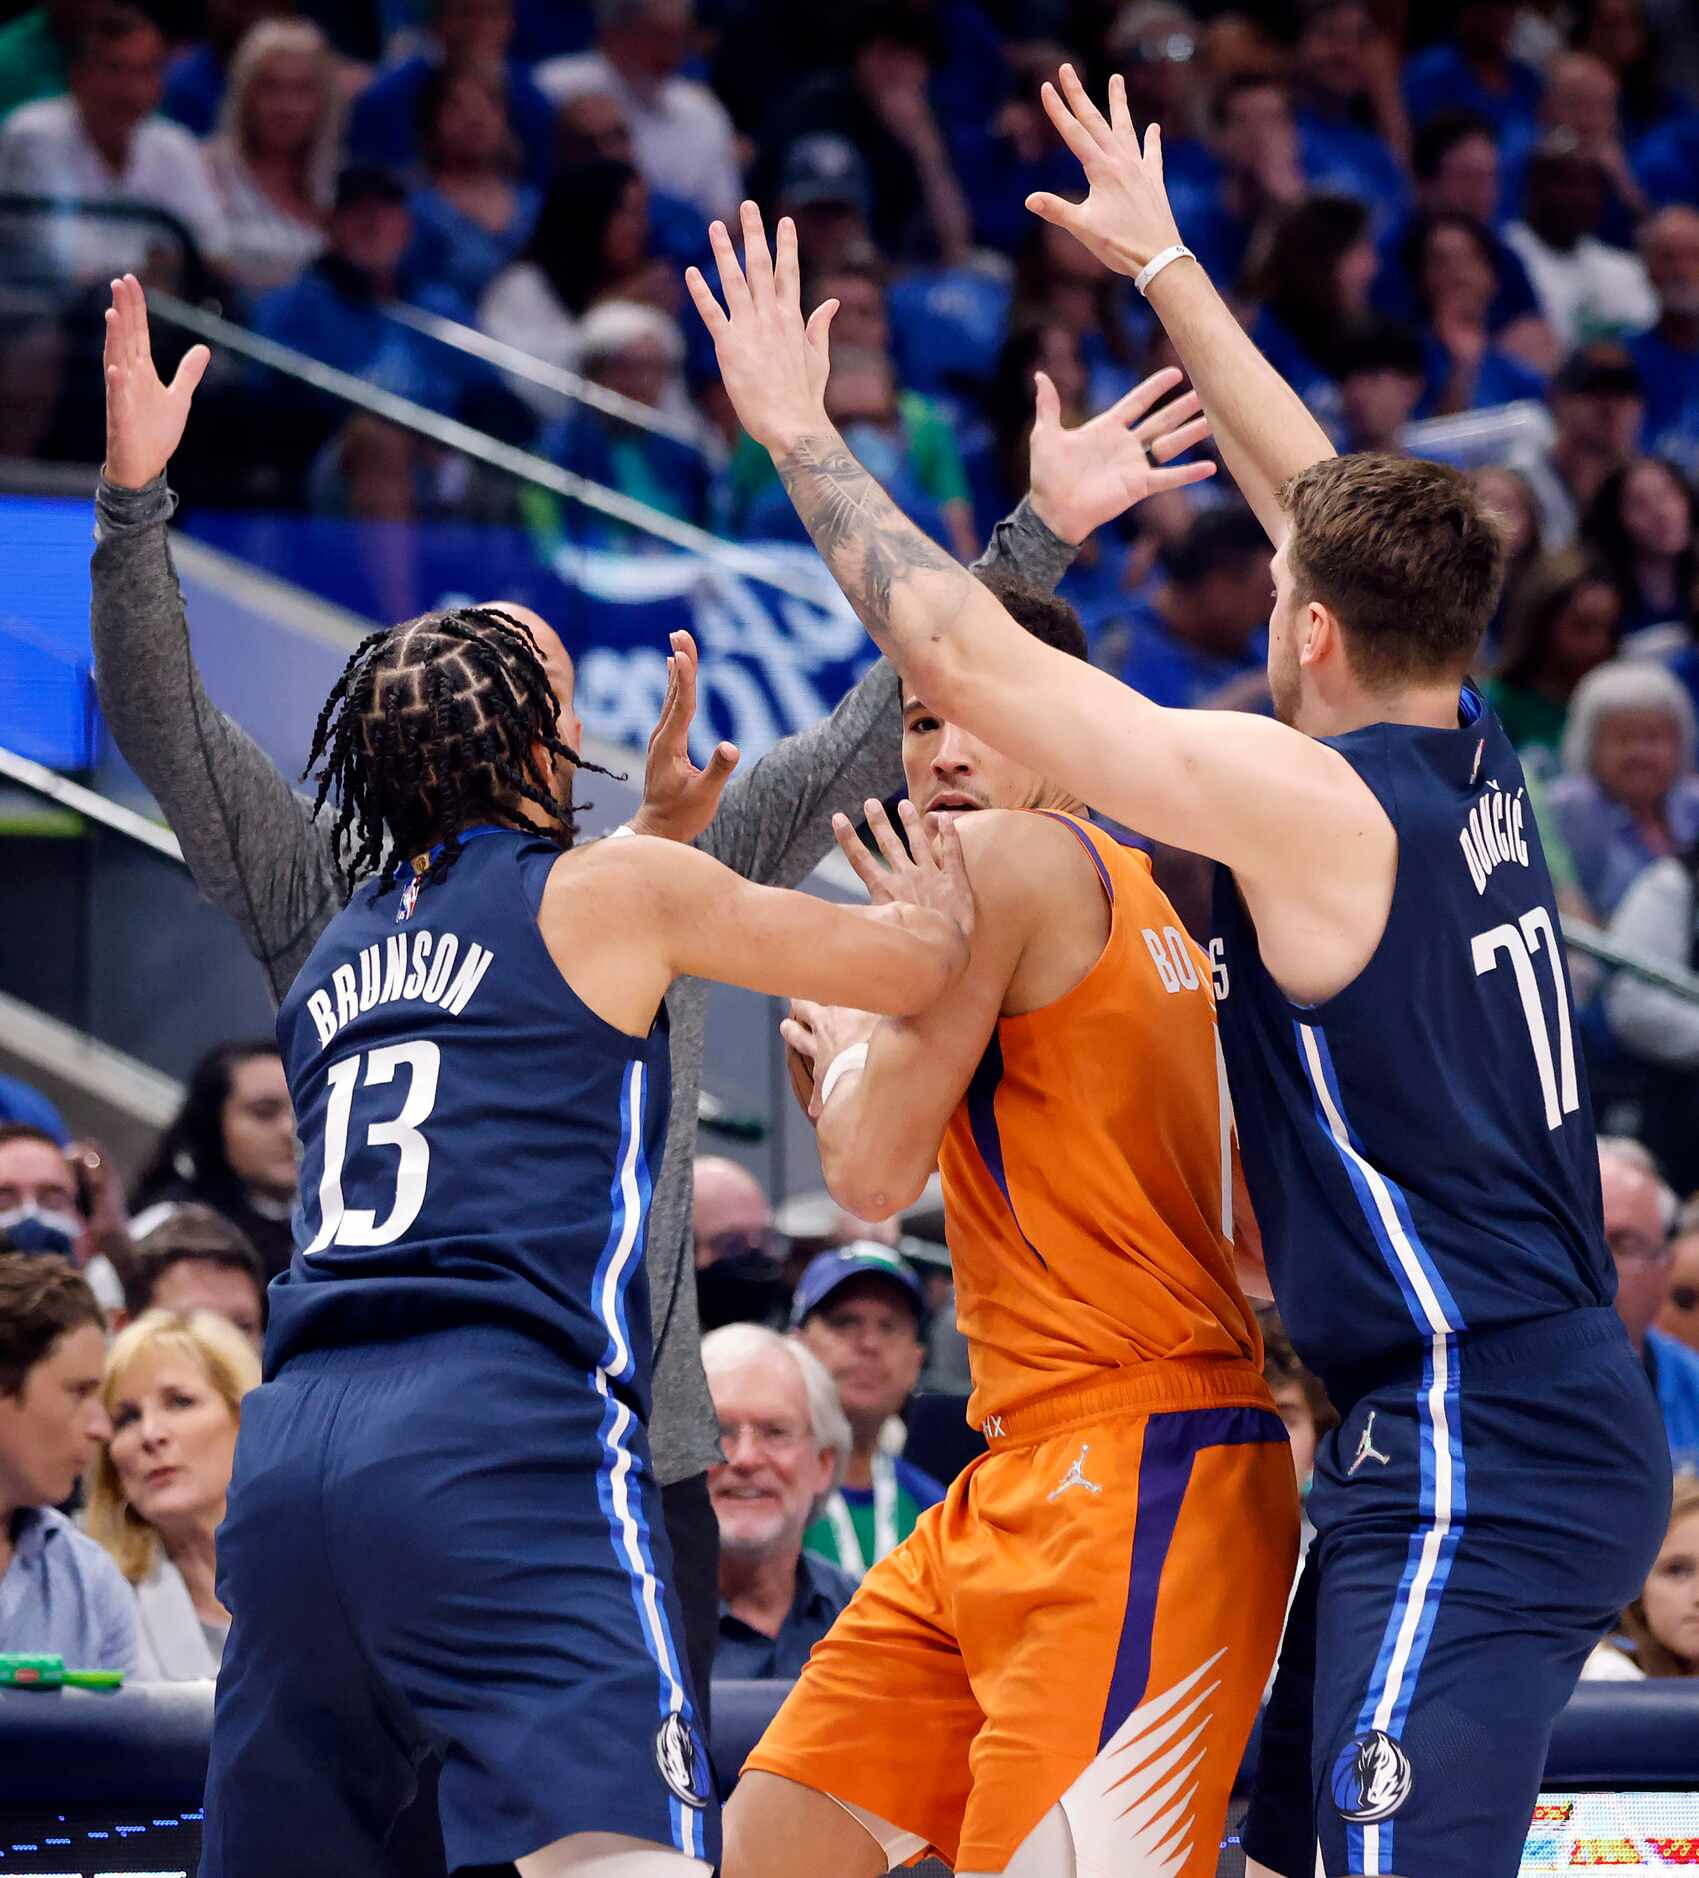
[789,1243,926,1329]
[778,135,874,219]
[1552,343,1645,399]
[332,163,409,214]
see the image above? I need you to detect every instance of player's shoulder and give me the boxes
[952,807,1105,913]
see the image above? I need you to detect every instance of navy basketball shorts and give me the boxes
[200,1326,717,1878]
[1243,1308,1669,1878]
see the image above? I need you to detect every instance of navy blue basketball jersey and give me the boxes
[268,826,671,1409]
[1211,688,1614,1400]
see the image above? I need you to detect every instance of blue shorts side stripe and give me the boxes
[1296,1023,1468,1878]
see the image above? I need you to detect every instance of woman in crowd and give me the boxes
[1246,195,1378,441]
[1585,1473,1699,1678]
[132,1042,298,1280]
[1548,660,1699,919]
[1487,550,1623,759]
[1472,463,1545,657]
[205,19,338,295]
[1660,1204,1699,1356]
[477,159,662,418]
[86,1309,260,1680]
[1573,0,1687,144]
[1405,213,1547,418]
[1583,456,1699,642]
[403,64,539,317]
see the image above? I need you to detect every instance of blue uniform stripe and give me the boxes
[1297,1023,1468,1878]
[587,1065,701,1858]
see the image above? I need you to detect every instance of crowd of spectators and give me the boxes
[4,0,1699,1725]
[4,1060,1699,1684]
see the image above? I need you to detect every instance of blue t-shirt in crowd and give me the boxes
[0,1074,68,1143]
[348,54,558,188]
[402,184,540,316]
[160,42,226,137]
[0,1508,139,1674]
[1647,1327,1699,1477]
[1121,598,1268,709]
[1635,111,1699,209]
[1297,107,1409,233]
[1414,335,1546,418]
[250,261,487,417]
[1402,40,1544,140]
[1629,329,1699,481]
[715,1549,860,1679]
[1250,309,1344,439]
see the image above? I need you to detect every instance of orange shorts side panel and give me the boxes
[744,1395,1299,1872]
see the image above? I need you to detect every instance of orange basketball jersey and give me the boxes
[940,810,1260,1430]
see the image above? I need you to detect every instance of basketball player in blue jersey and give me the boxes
[197,605,971,1878]
[687,108,1670,1878]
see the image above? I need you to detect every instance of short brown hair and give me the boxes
[1277,454,1505,688]
[124,1204,267,1323]
[0,1255,104,1399]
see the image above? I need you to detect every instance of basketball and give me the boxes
[786,1040,817,1121]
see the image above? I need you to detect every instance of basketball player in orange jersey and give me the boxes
[730,575,1301,1878]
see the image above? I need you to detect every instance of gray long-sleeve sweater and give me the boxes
[89,475,1076,1483]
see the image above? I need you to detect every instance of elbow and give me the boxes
[822,1148,930,1225]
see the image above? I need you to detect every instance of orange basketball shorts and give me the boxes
[744,1360,1301,1873]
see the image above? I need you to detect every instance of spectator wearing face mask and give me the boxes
[86,1308,260,1680]
[0,1255,137,1672]
[132,1042,298,1281]
[693,1156,790,1333]
[122,1207,267,1354]
[792,1246,943,1582]
[0,1125,129,1317]
[703,1323,858,1678]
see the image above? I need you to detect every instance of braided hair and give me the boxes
[302,604,616,898]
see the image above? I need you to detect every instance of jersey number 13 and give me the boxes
[303,1041,440,1253]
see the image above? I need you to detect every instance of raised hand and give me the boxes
[833,797,975,951]
[1024,64,1185,282]
[630,628,740,844]
[685,203,837,452]
[1028,364,1215,544]
[102,273,210,490]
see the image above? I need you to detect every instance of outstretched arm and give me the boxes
[1026,64,1335,541]
[686,206,1367,887]
[94,274,343,1001]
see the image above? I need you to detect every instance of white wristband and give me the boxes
[1133,243,1196,297]
[819,1042,870,1109]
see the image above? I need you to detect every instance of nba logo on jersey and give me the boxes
[396,875,422,922]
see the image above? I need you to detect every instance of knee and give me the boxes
[722,1774,886,1878]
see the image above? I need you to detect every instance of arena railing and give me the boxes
[379,296,712,451]
[1,1679,1695,1877]
[141,291,830,603]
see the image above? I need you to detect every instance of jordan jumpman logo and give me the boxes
[1047,1443,1103,1502]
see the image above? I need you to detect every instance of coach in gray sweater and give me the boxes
[90,280,1204,1713]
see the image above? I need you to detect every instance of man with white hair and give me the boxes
[1547,658,1699,918]
[1598,1136,1699,1472]
[703,1323,858,1679]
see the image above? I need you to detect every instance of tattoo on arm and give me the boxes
[774,432,972,652]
